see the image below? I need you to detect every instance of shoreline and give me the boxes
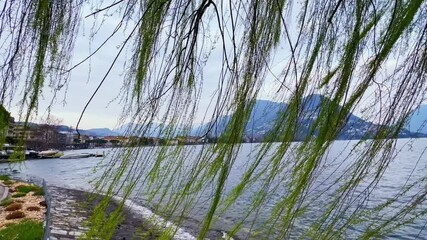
[49,185,165,239]
[48,185,203,240]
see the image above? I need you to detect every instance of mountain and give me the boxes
[85,128,121,137]
[407,105,427,134]
[113,122,164,137]
[296,94,378,140]
[56,125,120,137]
[193,100,287,137]
[111,96,427,140]
[245,100,287,136]
[195,95,425,141]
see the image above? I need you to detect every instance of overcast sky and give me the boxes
[6,2,419,130]
[9,4,283,130]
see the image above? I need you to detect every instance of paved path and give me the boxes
[0,184,9,202]
[48,186,159,240]
[49,186,88,240]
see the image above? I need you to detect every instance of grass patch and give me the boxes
[0,198,13,206]
[12,192,27,198]
[16,185,37,193]
[0,220,42,239]
[33,187,44,196]
[0,175,10,181]
[15,185,44,196]
[3,180,14,186]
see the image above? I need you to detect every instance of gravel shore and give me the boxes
[49,186,231,240]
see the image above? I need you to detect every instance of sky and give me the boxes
[10,7,140,129]
[5,2,423,130]
[8,3,282,130]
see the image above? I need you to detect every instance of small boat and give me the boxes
[0,145,39,160]
[94,151,104,157]
[0,144,16,159]
[25,150,39,159]
[0,150,9,160]
[39,149,63,158]
[60,153,94,159]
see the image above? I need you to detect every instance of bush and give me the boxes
[0,175,10,181]
[0,198,13,206]
[0,220,43,239]
[12,192,27,198]
[5,203,22,211]
[26,206,41,211]
[5,211,25,220]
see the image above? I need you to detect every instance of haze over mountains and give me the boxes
[407,105,427,134]
[55,126,121,137]
[68,95,427,139]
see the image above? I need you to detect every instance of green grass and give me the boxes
[10,185,44,198]
[12,192,27,198]
[16,185,37,193]
[15,185,44,196]
[0,198,13,206]
[33,187,44,196]
[0,175,10,181]
[0,220,43,239]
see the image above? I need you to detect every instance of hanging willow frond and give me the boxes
[1,0,427,239]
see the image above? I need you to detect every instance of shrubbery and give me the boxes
[5,211,25,220]
[5,203,22,211]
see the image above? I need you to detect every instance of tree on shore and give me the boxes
[1,0,427,239]
[0,106,11,146]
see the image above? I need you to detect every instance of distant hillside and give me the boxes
[407,105,427,134]
[113,122,163,137]
[193,100,287,137]
[195,95,425,140]
[85,128,121,137]
[107,97,427,140]
[56,125,121,137]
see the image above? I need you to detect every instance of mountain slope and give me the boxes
[196,95,424,140]
[113,122,164,137]
[86,128,121,137]
[56,125,120,137]
[194,100,287,137]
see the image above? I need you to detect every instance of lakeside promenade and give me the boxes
[49,186,158,240]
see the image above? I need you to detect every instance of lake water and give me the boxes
[2,138,427,239]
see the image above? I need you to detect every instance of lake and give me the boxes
[2,138,427,239]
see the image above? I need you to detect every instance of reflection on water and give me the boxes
[2,139,427,239]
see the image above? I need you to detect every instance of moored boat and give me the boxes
[0,144,39,160]
[59,153,94,159]
[25,149,39,159]
[39,149,63,158]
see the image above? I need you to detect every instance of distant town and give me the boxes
[6,122,210,151]
[7,124,208,151]
[0,107,208,151]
